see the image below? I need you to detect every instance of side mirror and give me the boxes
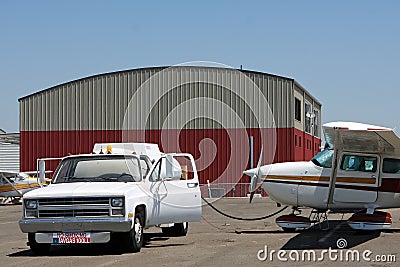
[165,155,174,178]
[38,159,45,184]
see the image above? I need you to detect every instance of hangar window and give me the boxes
[382,158,400,174]
[305,103,311,133]
[295,98,301,122]
[313,110,319,137]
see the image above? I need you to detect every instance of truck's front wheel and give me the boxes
[28,233,50,255]
[125,211,144,252]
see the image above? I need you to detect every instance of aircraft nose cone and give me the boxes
[243,168,257,176]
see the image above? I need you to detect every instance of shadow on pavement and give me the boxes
[281,220,381,250]
[234,220,400,250]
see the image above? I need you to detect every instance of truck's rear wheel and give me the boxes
[162,222,188,237]
[125,211,144,252]
[28,233,50,255]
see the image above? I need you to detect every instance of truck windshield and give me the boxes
[311,148,334,168]
[52,155,141,183]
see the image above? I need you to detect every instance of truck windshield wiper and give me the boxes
[96,174,136,182]
[96,177,119,182]
[62,176,94,182]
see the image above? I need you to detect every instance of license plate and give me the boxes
[52,232,91,244]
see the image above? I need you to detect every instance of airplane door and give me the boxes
[147,154,202,225]
[333,153,379,203]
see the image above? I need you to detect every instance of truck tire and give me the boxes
[162,222,188,237]
[28,233,50,255]
[125,211,144,252]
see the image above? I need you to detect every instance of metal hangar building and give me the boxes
[19,66,321,196]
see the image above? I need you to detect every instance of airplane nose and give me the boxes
[243,168,257,177]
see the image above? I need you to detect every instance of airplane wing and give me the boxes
[323,122,400,153]
[0,170,20,178]
[23,170,53,175]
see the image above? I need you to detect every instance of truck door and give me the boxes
[147,154,202,225]
[333,153,379,203]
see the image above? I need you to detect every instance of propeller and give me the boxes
[249,146,263,203]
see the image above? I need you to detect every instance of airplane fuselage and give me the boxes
[260,150,400,211]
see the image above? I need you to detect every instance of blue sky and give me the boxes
[0,1,399,133]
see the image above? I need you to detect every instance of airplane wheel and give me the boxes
[28,233,50,255]
[162,222,188,237]
[125,211,144,253]
[282,227,296,233]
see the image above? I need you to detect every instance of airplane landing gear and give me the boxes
[309,209,329,230]
[348,211,392,231]
[276,207,311,231]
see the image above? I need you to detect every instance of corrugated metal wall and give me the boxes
[19,66,321,196]
[0,143,20,172]
[20,67,298,131]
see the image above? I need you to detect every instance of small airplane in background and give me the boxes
[0,170,49,205]
[245,122,400,231]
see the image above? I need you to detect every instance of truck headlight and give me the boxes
[24,200,38,218]
[25,200,38,209]
[111,198,124,207]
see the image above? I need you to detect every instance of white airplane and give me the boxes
[245,122,400,231]
[0,170,48,205]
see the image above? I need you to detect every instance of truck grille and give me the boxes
[36,197,113,218]
[38,197,110,206]
[38,209,110,218]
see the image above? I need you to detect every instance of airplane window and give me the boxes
[382,158,400,174]
[340,155,377,172]
[311,148,333,168]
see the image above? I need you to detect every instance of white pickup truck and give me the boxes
[19,143,202,254]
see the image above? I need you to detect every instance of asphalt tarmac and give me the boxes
[1,198,399,266]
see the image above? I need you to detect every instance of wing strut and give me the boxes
[0,173,22,196]
[326,129,341,206]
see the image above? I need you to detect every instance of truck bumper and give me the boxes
[19,218,132,233]
[35,232,111,244]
